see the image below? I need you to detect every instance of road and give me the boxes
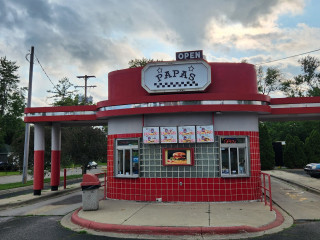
[270,177,320,220]
[0,190,133,240]
[282,168,309,177]
[0,171,319,240]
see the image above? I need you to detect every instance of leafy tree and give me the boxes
[47,77,79,106]
[283,134,306,168]
[43,77,107,173]
[264,121,320,144]
[128,58,162,68]
[0,57,26,146]
[62,127,107,174]
[281,56,320,97]
[257,66,282,95]
[259,123,275,170]
[305,129,320,163]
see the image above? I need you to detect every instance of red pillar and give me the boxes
[33,124,45,195]
[50,124,61,191]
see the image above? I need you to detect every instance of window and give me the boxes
[115,139,139,178]
[220,136,249,177]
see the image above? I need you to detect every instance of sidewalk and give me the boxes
[65,199,291,239]
[0,182,81,209]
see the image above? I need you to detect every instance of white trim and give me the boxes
[270,103,320,108]
[100,100,267,111]
[26,111,96,117]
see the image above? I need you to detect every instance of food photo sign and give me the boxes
[162,148,194,166]
[143,127,160,144]
[160,127,177,143]
[196,125,214,143]
[178,126,196,143]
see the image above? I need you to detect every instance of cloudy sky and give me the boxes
[1,0,320,107]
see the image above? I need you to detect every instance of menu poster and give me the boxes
[178,126,196,143]
[160,127,177,143]
[143,127,160,144]
[196,125,214,143]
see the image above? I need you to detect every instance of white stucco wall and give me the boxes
[144,112,213,126]
[108,115,143,135]
[213,113,259,132]
[108,112,258,135]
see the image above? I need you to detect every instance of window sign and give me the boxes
[221,138,246,144]
[196,125,214,143]
[160,127,177,143]
[132,155,139,174]
[178,126,196,143]
[143,127,160,144]
[118,139,139,146]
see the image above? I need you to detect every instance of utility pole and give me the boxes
[22,46,34,184]
[75,75,96,103]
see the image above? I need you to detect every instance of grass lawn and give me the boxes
[0,171,21,177]
[98,161,107,166]
[0,174,83,191]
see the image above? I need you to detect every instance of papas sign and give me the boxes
[142,60,211,93]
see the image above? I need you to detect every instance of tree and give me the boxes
[259,123,275,170]
[281,56,320,97]
[283,134,306,168]
[47,77,79,106]
[257,66,282,95]
[43,77,107,174]
[305,129,320,163]
[62,127,107,174]
[128,58,161,68]
[0,57,26,146]
[263,121,320,144]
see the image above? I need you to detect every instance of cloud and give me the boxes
[203,0,306,53]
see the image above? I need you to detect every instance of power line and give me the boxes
[256,48,320,65]
[34,53,57,90]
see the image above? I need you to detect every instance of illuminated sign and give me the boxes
[176,50,203,61]
[141,60,211,93]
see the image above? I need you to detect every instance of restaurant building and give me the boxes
[24,50,320,201]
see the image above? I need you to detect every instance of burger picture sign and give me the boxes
[162,148,194,166]
[141,59,211,93]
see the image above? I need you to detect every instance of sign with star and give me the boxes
[141,59,211,93]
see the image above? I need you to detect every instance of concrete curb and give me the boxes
[0,176,104,210]
[0,186,81,210]
[71,206,285,236]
